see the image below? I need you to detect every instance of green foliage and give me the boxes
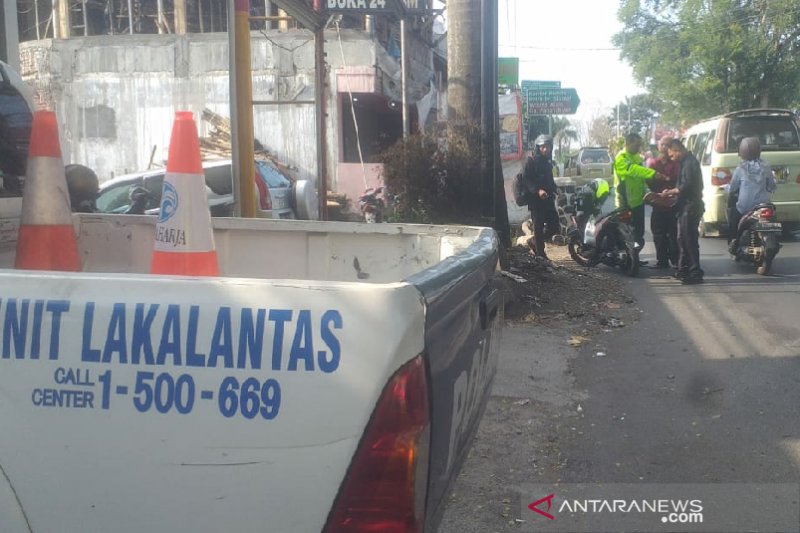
[614,0,800,124]
[608,93,666,138]
[551,116,579,162]
[378,127,484,225]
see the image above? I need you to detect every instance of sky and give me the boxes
[498,0,644,125]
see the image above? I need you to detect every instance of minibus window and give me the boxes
[725,116,800,152]
[702,130,715,165]
[694,132,709,159]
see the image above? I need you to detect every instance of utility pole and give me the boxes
[400,18,409,138]
[447,0,481,126]
[483,0,511,247]
[448,0,483,221]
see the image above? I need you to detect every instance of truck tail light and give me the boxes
[254,172,272,210]
[711,167,732,186]
[796,173,800,184]
[324,356,430,533]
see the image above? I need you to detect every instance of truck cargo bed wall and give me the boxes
[64,214,484,283]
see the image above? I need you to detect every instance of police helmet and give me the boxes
[738,137,761,161]
[65,164,99,213]
[588,178,609,203]
[534,134,554,147]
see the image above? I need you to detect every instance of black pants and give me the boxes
[651,208,678,265]
[677,208,703,277]
[529,199,560,258]
[727,207,742,242]
[632,204,645,246]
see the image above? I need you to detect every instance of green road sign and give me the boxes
[522,87,580,115]
[498,58,519,86]
[521,80,561,89]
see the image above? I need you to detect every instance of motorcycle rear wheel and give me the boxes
[757,234,779,275]
[756,258,771,275]
[568,242,592,267]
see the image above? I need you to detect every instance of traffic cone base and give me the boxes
[150,250,220,276]
[15,110,81,272]
[15,225,81,271]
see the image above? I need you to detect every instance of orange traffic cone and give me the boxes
[150,111,219,276]
[15,110,81,271]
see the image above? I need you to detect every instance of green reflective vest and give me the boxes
[613,150,656,209]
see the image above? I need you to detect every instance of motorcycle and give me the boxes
[566,188,640,277]
[358,187,385,223]
[729,202,782,275]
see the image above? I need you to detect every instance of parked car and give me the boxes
[0,60,34,250]
[564,147,613,186]
[681,108,800,236]
[0,60,33,187]
[96,159,319,220]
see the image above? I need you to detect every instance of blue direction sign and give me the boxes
[522,87,580,115]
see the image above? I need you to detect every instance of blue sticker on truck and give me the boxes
[1,298,343,419]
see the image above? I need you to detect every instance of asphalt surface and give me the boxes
[439,162,800,531]
[563,219,800,482]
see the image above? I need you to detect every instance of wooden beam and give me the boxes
[268,0,322,30]
[174,0,187,34]
[55,0,71,38]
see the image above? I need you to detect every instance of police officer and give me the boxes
[523,134,560,261]
[613,133,658,256]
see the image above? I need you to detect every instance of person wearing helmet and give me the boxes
[65,164,99,213]
[589,177,609,204]
[727,136,776,249]
[646,136,680,268]
[613,133,659,256]
[579,178,609,215]
[522,134,560,260]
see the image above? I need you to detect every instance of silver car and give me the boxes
[96,159,318,220]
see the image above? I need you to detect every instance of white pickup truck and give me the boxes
[0,214,502,532]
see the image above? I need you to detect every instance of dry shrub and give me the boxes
[379,126,484,224]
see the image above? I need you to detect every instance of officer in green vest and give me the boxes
[614,133,659,256]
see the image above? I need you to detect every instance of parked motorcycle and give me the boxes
[729,202,782,275]
[566,180,640,277]
[358,187,385,223]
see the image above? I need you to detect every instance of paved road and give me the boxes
[439,164,800,531]
[562,225,800,485]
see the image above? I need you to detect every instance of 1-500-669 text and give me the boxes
[96,370,281,420]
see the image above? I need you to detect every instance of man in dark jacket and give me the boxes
[664,139,705,284]
[523,134,560,260]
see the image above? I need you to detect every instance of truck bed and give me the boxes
[0,215,501,532]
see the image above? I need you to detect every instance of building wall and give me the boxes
[18,31,375,190]
[18,28,435,205]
